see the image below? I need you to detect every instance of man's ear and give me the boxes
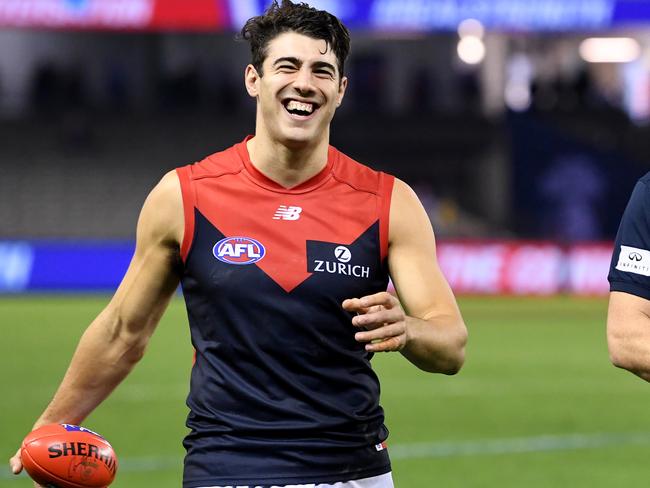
[245,64,260,98]
[336,76,348,107]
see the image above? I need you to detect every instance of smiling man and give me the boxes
[10,2,467,488]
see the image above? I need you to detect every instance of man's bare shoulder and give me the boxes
[389,178,435,244]
[151,170,182,203]
[137,170,184,248]
[391,178,417,203]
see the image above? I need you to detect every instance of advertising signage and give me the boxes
[0,240,612,295]
[234,0,650,32]
[1,0,650,32]
[0,0,229,31]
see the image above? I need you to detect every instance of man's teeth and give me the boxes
[286,100,314,114]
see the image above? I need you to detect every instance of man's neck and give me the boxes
[246,133,330,189]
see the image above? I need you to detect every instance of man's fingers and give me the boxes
[365,336,404,352]
[342,292,396,313]
[342,298,368,313]
[355,323,405,343]
[9,449,23,474]
[10,450,46,487]
[358,292,396,309]
[355,331,405,352]
[345,293,406,353]
[352,308,402,329]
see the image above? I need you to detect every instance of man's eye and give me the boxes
[315,70,333,77]
[278,65,296,71]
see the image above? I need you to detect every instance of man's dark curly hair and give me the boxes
[239,0,350,80]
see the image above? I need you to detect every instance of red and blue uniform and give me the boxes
[176,137,395,487]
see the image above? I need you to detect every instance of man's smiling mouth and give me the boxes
[283,99,319,117]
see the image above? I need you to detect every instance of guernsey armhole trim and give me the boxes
[176,166,196,263]
[379,173,395,262]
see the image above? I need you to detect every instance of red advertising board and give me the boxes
[0,0,230,31]
[150,0,228,31]
[436,241,613,296]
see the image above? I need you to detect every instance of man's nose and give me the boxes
[292,67,315,93]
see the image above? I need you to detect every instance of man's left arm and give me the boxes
[606,176,650,381]
[607,291,650,382]
[343,179,467,373]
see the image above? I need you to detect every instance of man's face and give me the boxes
[245,31,348,147]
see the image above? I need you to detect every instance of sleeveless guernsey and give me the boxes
[176,137,395,488]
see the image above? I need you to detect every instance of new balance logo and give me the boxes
[273,205,302,221]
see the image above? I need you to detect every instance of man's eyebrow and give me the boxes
[273,57,301,67]
[272,57,336,73]
[312,61,336,72]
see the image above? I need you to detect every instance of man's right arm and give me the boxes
[9,170,185,479]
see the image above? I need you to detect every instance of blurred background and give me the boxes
[3,0,650,295]
[3,1,650,487]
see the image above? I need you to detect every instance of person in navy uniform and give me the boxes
[608,173,650,382]
[10,2,467,487]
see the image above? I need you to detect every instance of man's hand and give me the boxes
[8,449,22,476]
[343,292,409,352]
[9,448,45,487]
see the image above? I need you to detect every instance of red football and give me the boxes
[21,424,118,488]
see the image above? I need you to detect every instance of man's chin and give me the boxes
[277,129,321,149]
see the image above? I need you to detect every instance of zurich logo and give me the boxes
[334,246,351,263]
[213,236,266,265]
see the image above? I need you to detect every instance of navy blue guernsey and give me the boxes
[176,138,395,487]
[609,172,650,299]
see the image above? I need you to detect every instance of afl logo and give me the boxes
[213,237,266,265]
